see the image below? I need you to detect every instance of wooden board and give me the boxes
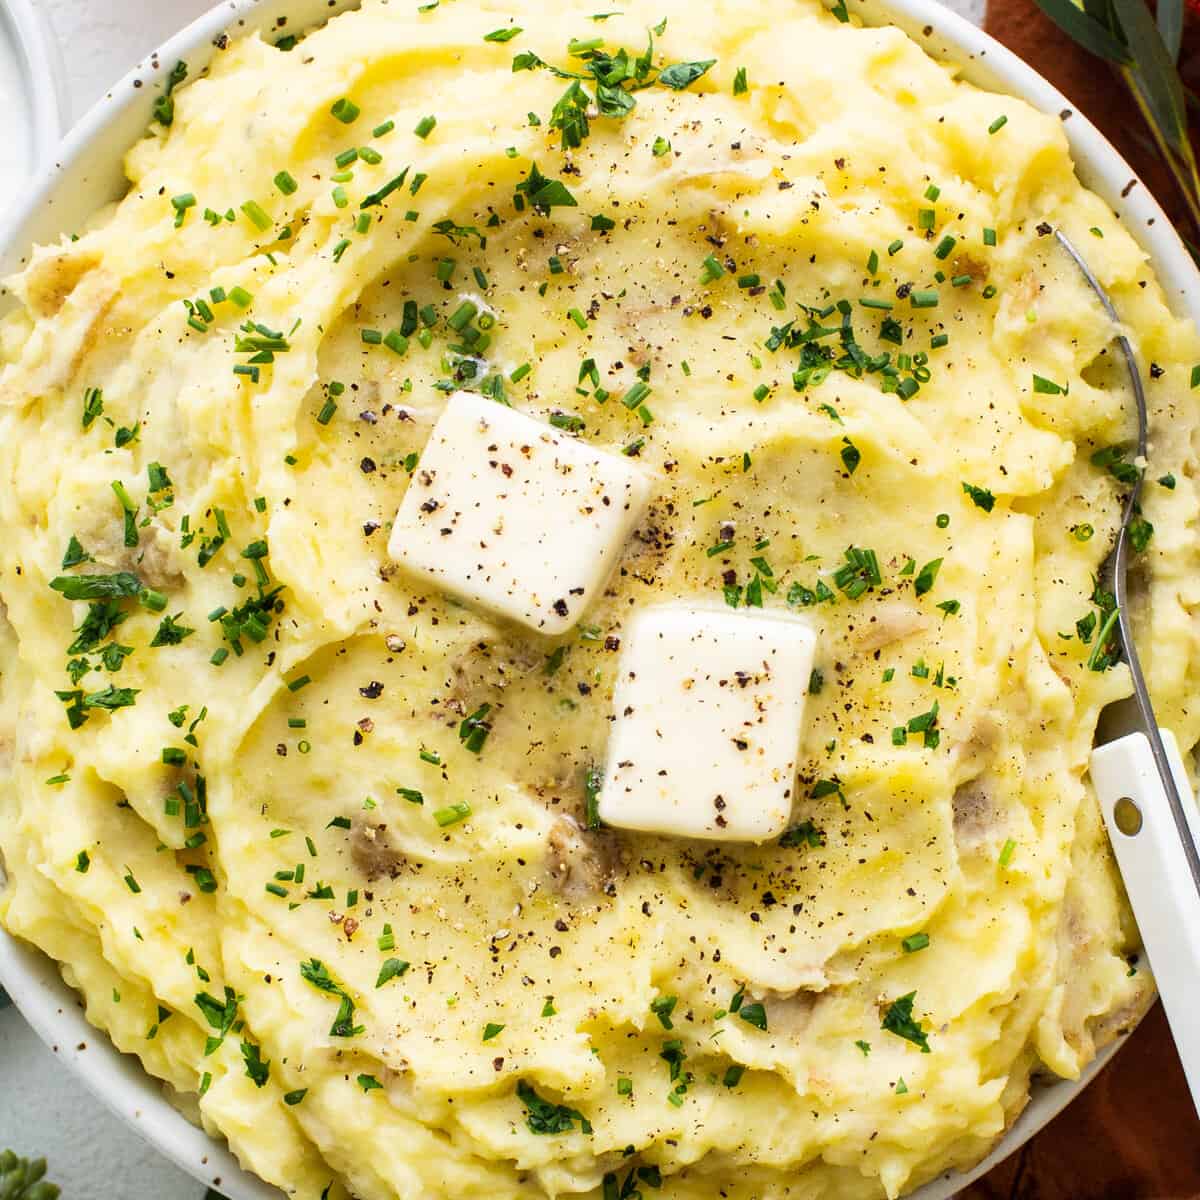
[963,1005,1200,1197]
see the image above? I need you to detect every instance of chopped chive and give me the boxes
[274,171,298,195]
[171,193,196,227]
[988,114,1008,134]
[372,119,395,137]
[331,97,361,124]
[933,235,956,260]
[434,801,471,827]
[999,838,1016,866]
[448,300,478,331]
[983,227,997,246]
[360,167,411,209]
[241,201,272,231]
[140,587,167,612]
[910,289,939,308]
[1032,373,1065,395]
[414,115,437,139]
[619,381,651,410]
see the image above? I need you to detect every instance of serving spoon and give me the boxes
[1056,228,1200,1115]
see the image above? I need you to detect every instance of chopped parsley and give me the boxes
[881,992,931,1052]
[657,59,716,89]
[299,958,363,1038]
[779,820,825,849]
[518,1081,592,1135]
[913,558,942,597]
[961,482,995,512]
[376,957,410,988]
[738,1002,768,1031]
[515,162,578,214]
[241,1039,270,1087]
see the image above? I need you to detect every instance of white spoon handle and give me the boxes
[1090,729,1200,1116]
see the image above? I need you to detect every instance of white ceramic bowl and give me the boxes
[0,0,1193,1196]
[0,0,66,181]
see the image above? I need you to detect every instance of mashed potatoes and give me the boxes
[1,0,1198,1196]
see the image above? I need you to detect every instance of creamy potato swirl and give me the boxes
[1,1,1197,1197]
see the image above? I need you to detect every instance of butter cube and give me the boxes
[388,391,651,634]
[598,605,816,842]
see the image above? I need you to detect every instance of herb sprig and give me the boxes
[1034,0,1200,252]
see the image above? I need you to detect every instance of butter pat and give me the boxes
[599,605,816,842]
[388,391,651,634]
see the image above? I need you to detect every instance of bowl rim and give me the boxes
[0,0,1188,1196]
[0,0,66,171]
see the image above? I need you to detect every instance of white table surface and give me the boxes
[0,0,983,1196]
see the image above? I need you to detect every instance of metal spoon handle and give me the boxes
[1056,229,1200,898]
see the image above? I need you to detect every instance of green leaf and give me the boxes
[376,957,410,987]
[1032,0,1131,63]
[49,571,142,600]
[1157,0,1183,62]
[738,1001,768,1030]
[516,162,578,213]
[657,59,716,89]
[881,991,931,1052]
[914,557,943,597]
[0,1149,62,1200]
[1110,0,1189,155]
[518,1080,593,1135]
